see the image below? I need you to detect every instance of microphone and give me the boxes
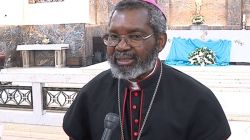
[101,113,120,140]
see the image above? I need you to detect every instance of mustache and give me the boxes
[114,51,135,59]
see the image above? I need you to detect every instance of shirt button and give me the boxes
[133,132,138,137]
[134,92,138,97]
[132,105,137,110]
[134,119,139,124]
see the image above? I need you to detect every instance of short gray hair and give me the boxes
[109,0,167,36]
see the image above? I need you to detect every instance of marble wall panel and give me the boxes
[0,26,22,67]
[0,23,88,67]
[20,24,87,66]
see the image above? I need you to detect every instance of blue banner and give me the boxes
[165,37,232,66]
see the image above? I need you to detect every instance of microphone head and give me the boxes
[104,113,120,130]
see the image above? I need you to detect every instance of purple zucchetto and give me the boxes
[142,0,166,19]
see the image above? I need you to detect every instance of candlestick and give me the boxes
[242,14,246,30]
[243,14,246,22]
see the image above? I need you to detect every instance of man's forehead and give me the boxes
[118,7,148,14]
[110,8,149,28]
[109,9,150,32]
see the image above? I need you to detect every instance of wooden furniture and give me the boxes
[17,44,69,68]
[0,52,5,68]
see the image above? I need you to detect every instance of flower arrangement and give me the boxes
[42,35,50,44]
[188,47,216,66]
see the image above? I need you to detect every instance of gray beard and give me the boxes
[107,48,158,80]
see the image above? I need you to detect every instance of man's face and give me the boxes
[107,8,159,80]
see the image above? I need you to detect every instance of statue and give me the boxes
[195,0,202,15]
[192,0,204,25]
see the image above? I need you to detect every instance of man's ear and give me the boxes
[157,32,167,52]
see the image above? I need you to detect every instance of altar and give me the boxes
[165,37,231,66]
[159,30,250,65]
[17,44,69,68]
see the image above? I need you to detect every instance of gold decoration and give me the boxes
[192,15,205,24]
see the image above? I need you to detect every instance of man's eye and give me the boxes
[128,34,143,40]
[109,34,119,40]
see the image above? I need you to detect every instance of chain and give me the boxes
[118,77,125,140]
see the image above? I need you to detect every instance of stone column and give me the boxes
[89,0,97,24]
[157,0,170,27]
[227,0,242,29]
[96,0,110,24]
[243,0,250,27]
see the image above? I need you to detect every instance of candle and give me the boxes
[243,14,246,22]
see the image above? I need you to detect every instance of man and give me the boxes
[63,0,231,140]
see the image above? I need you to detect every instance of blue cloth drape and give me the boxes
[165,37,232,66]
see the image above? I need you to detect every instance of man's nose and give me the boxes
[115,37,131,51]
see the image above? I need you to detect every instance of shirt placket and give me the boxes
[129,82,143,140]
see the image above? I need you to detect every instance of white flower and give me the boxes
[188,47,216,66]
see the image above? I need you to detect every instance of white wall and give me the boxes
[0,0,89,25]
[0,0,24,25]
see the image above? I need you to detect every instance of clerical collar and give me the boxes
[130,81,140,91]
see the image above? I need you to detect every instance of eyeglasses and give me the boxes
[102,33,153,47]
